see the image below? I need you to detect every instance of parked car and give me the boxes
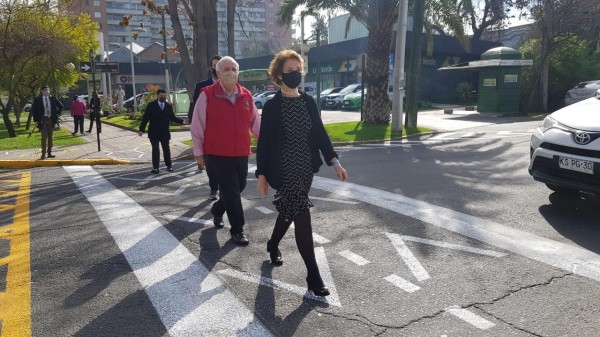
[529,89,600,195]
[318,87,343,107]
[324,84,363,109]
[341,85,395,110]
[253,91,277,109]
[564,80,600,105]
[24,103,32,112]
[114,93,145,112]
[302,86,317,99]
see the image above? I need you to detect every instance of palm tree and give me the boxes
[279,0,399,123]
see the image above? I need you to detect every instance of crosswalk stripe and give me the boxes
[445,305,495,330]
[338,250,370,266]
[384,274,421,293]
[65,166,272,336]
[385,233,431,282]
[290,223,331,244]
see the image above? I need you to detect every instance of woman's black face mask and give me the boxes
[281,71,302,89]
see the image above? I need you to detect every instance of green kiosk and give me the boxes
[439,46,533,114]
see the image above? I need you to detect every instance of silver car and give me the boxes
[564,80,600,105]
[253,91,277,109]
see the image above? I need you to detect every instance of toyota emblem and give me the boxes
[574,132,591,145]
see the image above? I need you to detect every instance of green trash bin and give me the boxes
[172,90,190,117]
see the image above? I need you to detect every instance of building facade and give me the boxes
[71,0,292,59]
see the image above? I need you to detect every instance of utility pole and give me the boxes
[391,0,409,133]
[161,7,172,102]
[90,49,101,151]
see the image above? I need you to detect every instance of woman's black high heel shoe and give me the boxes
[267,240,283,266]
[306,277,330,297]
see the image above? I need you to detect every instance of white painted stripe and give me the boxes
[127,190,174,196]
[255,206,274,214]
[338,250,370,266]
[430,132,456,140]
[384,274,421,293]
[65,166,271,336]
[217,268,338,305]
[445,305,495,330]
[385,233,431,282]
[497,131,512,135]
[309,196,359,205]
[400,235,507,257]
[110,177,146,182]
[163,214,212,225]
[461,132,478,138]
[174,182,204,196]
[312,177,600,282]
[314,246,341,306]
[290,223,331,244]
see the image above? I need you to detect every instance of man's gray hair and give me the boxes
[216,56,239,73]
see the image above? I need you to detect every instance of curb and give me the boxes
[0,158,132,169]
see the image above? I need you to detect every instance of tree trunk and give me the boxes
[406,0,425,128]
[363,26,393,124]
[1,110,16,137]
[227,0,236,57]
[168,0,196,97]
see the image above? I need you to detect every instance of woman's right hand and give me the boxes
[257,175,269,197]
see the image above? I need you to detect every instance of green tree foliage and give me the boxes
[0,0,99,137]
[520,37,600,112]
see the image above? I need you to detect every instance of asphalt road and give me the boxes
[2,118,600,336]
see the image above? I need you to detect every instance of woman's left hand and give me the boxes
[334,164,348,182]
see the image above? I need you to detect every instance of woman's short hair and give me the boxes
[268,49,304,86]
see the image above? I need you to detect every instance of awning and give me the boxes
[438,59,533,71]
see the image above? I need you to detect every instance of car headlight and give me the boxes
[538,116,569,133]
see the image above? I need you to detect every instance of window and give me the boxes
[94,12,101,18]
[93,0,100,6]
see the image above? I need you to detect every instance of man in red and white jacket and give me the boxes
[190,56,260,246]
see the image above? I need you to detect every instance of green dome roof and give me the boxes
[481,46,521,60]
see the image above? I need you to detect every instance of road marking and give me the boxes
[65,166,271,336]
[445,305,495,330]
[290,223,331,244]
[338,250,370,266]
[0,172,32,337]
[309,196,359,205]
[312,176,600,282]
[400,235,507,257]
[384,274,421,293]
[315,246,341,306]
[255,206,274,214]
[430,132,456,140]
[385,233,431,282]
[163,214,213,226]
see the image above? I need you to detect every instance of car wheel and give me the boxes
[255,102,262,109]
[545,184,578,195]
[24,108,30,112]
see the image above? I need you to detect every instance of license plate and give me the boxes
[558,156,594,174]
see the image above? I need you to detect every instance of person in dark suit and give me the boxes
[31,85,63,159]
[86,91,101,133]
[138,89,186,174]
[188,54,222,200]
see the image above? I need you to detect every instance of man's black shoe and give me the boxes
[167,166,174,172]
[213,215,224,229]
[151,169,159,174]
[208,190,219,200]
[231,233,249,246]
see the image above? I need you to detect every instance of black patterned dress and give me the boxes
[273,96,314,220]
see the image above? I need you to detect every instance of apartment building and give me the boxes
[72,0,292,59]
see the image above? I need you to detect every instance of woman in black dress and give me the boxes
[256,50,348,297]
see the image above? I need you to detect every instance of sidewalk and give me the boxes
[0,115,194,169]
[0,108,533,169]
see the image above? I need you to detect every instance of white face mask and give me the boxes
[220,70,238,86]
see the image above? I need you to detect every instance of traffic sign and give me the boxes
[94,61,119,73]
[80,62,92,73]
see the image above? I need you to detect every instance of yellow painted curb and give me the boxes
[0,158,132,169]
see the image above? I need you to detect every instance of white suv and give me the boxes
[529,90,600,194]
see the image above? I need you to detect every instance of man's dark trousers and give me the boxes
[150,138,172,169]
[206,163,219,192]
[205,155,248,235]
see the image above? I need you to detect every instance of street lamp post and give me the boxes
[89,48,101,151]
[161,7,172,102]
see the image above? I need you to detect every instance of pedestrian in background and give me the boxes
[256,50,348,297]
[189,54,222,200]
[138,89,186,174]
[190,56,261,246]
[115,85,125,111]
[31,85,63,159]
[70,95,86,135]
[87,91,101,133]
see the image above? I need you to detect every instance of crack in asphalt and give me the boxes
[312,310,394,336]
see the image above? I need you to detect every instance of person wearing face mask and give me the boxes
[255,50,348,297]
[188,54,222,200]
[190,56,261,246]
[31,85,63,159]
[139,89,186,174]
